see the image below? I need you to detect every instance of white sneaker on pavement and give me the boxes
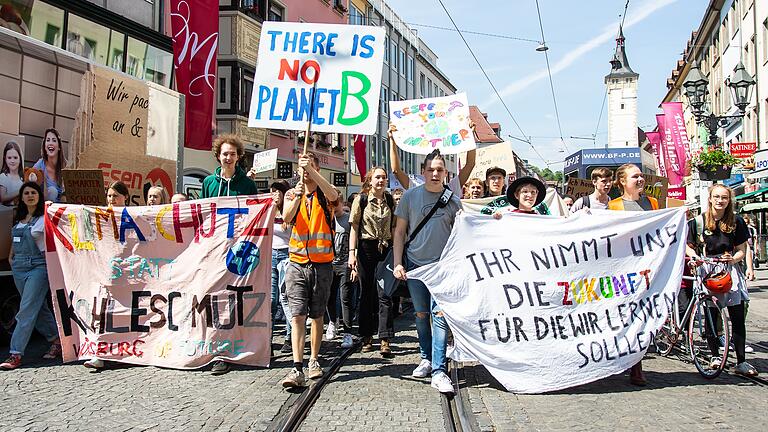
[431,371,455,394]
[412,359,432,378]
[341,333,354,349]
[325,321,338,341]
[83,358,105,369]
[745,344,754,353]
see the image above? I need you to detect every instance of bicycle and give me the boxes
[654,257,731,379]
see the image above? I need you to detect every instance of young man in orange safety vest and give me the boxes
[280,152,339,388]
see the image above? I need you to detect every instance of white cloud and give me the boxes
[482,0,677,107]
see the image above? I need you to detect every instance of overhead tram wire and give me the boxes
[404,22,540,44]
[534,0,569,154]
[435,0,547,165]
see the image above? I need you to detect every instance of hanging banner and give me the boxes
[45,196,274,369]
[389,93,475,155]
[170,0,219,151]
[646,131,665,175]
[248,22,386,134]
[656,114,682,185]
[408,208,687,393]
[353,134,367,178]
[661,102,690,179]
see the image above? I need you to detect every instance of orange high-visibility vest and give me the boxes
[289,193,334,264]
[607,196,659,211]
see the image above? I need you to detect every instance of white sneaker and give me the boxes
[431,371,455,394]
[83,358,104,369]
[412,359,432,378]
[341,333,354,349]
[325,321,337,341]
[745,344,754,353]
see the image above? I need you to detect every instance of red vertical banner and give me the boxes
[656,113,683,185]
[170,0,219,151]
[353,134,367,178]
[662,102,691,177]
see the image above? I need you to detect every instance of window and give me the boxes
[434,83,438,97]
[381,87,388,116]
[763,19,768,63]
[384,36,389,63]
[621,103,625,109]
[420,73,426,97]
[349,4,365,25]
[399,49,406,76]
[127,38,173,87]
[29,2,64,47]
[408,56,414,82]
[390,40,398,70]
[427,78,432,97]
[219,78,226,104]
[268,2,284,21]
[66,14,111,63]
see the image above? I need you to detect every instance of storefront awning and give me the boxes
[740,202,768,212]
[735,187,768,201]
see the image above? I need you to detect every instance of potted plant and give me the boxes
[691,147,740,181]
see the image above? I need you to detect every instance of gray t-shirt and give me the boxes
[621,196,654,211]
[570,194,608,213]
[395,185,462,267]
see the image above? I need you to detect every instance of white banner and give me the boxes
[461,188,568,217]
[248,22,385,134]
[390,93,475,155]
[409,208,687,393]
[252,149,279,174]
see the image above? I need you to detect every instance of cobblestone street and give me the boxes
[1,274,767,431]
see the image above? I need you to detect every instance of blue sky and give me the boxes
[385,0,704,170]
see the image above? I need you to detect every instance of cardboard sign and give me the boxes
[390,93,475,155]
[461,142,516,183]
[71,66,180,206]
[409,208,688,393]
[565,178,594,199]
[252,149,278,174]
[62,169,107,206]
[46,195,275,369]
[248,22,386,134]
[567,175,668,209]
[644,174,668,209]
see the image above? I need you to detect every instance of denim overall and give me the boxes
[10,217,58,355]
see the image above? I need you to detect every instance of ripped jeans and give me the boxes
[406,258,449,376]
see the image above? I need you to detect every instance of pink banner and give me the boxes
[45,196,274,369]
[656,114,683,185]
[646,131,664,175]
[171,0,219,151]
[662,102,691,177]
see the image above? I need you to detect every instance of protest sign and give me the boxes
[248,22,385,134]
[461,188,568,217]
[252,149,279,174]
[62,169,107,206]
[565,178,594,199]
[390,93,475,155]
[566,175,668,209]
[45,195,274,369]
[460,142,516,183]
[409,208,687,393]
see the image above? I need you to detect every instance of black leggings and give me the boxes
[356,239,395,339]
[705,303,747,364]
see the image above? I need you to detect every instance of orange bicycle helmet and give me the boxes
[704,267,732,294]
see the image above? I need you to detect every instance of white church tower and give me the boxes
[605,26,639,148]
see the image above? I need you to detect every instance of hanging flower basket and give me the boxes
[697,164,732,181]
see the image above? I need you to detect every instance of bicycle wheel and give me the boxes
[654,314,677,356]
[688,295,729,379]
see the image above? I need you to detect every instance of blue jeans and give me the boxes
[10,256,58,355]
[406,260,449,376]
[272,248,290,336]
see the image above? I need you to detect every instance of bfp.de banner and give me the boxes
[45,196,274,369]
[248,22,385,134]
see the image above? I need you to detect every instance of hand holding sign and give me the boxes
[390,93,476,155]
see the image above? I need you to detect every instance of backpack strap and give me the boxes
[581,195,591,209]
[357,193,369,233]
[405,187,453,249]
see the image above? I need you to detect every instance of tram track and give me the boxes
[442,361,480,432]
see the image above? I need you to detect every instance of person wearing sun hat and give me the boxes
[506,176,547,214]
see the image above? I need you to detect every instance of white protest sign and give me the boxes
[409,208,687,393]
[252,148,279,174]
[390,93,475,155]
[248,22,385,134]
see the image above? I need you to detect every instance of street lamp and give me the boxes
[683,59,756,147]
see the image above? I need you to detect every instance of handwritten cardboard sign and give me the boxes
[248,22,386,134]
[565,178,594,199]
[461,142,516,182]
[62,169,106,206]
[252,149,278,174]
[390,93,475,155]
